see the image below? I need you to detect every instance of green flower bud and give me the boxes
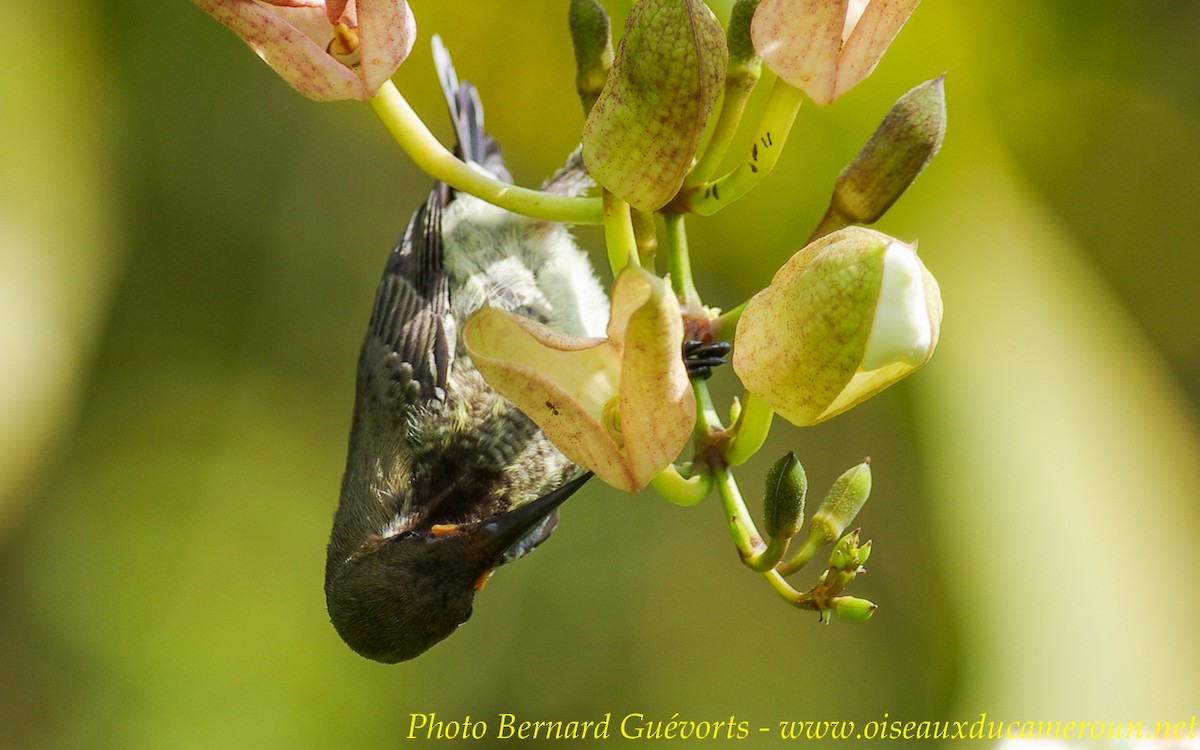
[762,451,807,539]
[727,0,764,69]
[828,536,853,571]
[832,596,877,622]
[733,227,942,427]
[829,75,947,226]
[582,0,727,212]
[569,0,613,114]
[854,538,872,566]
[810,462,873,549]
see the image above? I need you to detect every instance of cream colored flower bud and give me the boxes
[732,227,941,426]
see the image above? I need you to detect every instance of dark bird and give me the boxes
[325,38,607,663]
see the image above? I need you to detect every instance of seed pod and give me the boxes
[762,451,807,539]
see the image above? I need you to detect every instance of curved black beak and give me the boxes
[471,472,593,564]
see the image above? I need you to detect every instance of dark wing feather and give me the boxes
[431,34,511,183]
[355,40,506,415]
[362,185,454,404]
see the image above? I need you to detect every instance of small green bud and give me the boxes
[854,538,872,566]
[569,0,614,114]
[728,395,743,426]
[762,451,807,539]
[832,596,877,622]
[582,0,727,211]
[828,539,852,571]
[726,0,764,69]
[809,461,872,548]
[825,525,864,573]
[831,75,946,225]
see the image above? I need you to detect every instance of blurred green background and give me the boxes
[3,1,1199,748]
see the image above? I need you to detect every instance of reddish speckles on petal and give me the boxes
[751,0,919,105]
[462,268,692,493]
[194,0,415,100]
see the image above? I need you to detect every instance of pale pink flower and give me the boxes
[751,0,920,105]
[195,0,416,101]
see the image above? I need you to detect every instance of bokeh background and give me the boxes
[3,1,1199,748]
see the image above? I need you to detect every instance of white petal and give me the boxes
[861,240,931,370]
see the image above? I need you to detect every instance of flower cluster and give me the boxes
[196,0,945,618]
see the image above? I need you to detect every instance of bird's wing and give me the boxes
[431,34,511,183]
[362,187,454,405]
[352,39,508,426]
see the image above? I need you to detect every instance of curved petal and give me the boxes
[734,228,941,425]
[834,0,921,101]
[751,0,847,105]
[582,0,726,211]
[462,307,644,489]
[196,0,363,100]
[610,268,695,489]
[195,0,414,100]
[357,0,417,96]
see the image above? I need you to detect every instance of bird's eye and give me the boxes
[395,530,422,542]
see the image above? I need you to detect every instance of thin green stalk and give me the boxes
[777,534,823,577]
[807,204,852,243]
[650,464,712,507]
[713,454,769,566]
[677,79,804,217]
[692,381,769,567]
[725,392,774,466]
[709,300,747,341]
[602,190,640,275]
[686,58,762,188]
[763,570,816,609]
[661,210,701,308]
[370,80,603,225]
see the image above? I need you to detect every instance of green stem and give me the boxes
[686,57,762,188]
[661,210,701,308]
[676,78,804,217]
[725,393,774,466]
[602,190,640,275]
[807,203,853,244]
[369,80,603,225]
[709,300,747,341]
[692,379,724,439]
[650,464,712,507]
[631,209,658,267]
[776,534,822,577]
[763,570,817,610]
[713,458,769,567]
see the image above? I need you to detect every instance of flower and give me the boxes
[751,0,920,105]
[581,0,727,212]
[462,266,694,493]
[195,0,416,101]
[732,226,941,426]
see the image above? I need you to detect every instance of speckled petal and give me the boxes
[608,268,695,490]
[834,0,920,101]
[582,0,727,211]
[751,0,846,105]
